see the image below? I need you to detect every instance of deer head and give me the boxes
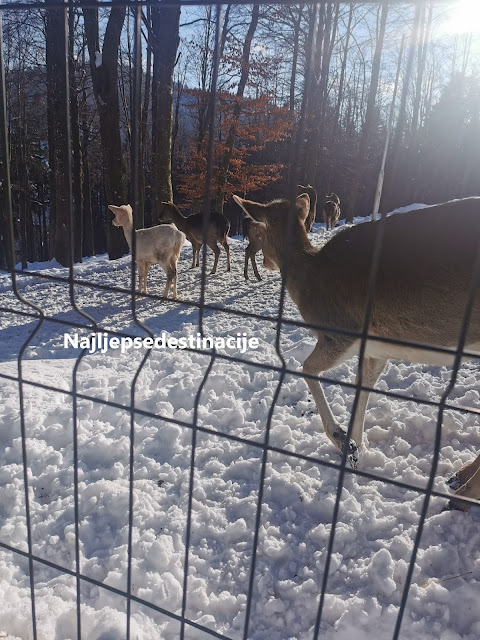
[233,194,310,271]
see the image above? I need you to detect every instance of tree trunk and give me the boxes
[315,1,339,188]
[374,35,405,218]
[215,4,260,214]
[411,2,431,135]
[305,2,325,185]
[139,7,152,225]
[80,36,94,257]
[150,0,181,209]
[69,7,83,262]
[289,7,302,112]
[344,1,388,221]
[83,1,128,259]
[46,1,71,267]
[325,2,354,194]
[19,102,30,266]
[385,0,424,210]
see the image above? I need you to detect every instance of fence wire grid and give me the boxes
[0,1,479,640]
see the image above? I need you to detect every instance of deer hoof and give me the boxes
[442,501,456,512]
[347,443,359,469]
[442,499,469,513]
[333,430,359,469]
[446,473,462,491]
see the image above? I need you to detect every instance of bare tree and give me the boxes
[344,0,389,221]
[150,0,181,209]
[46,1,71,266]
[214,4,260,214]
[83,0,127,259]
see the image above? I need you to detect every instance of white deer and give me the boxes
[109,204,185,299]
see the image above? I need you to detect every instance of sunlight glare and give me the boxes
[445,0,480,34]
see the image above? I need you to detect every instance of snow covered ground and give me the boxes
[0,209,479,640]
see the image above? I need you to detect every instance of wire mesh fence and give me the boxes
[0,1,479,639]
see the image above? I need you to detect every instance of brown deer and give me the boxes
[323,192,341,230]
[243,185,318,281]
[233,193,480,510]
[109,204,186,299]
[243,218,263,281]
[297,184,318,232]
[158,202,231,275]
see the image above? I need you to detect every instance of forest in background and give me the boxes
[0,0,479,268]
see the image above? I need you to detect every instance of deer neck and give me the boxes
[276,227,319,308]
[121,220,134,251]
[168,208,187,232]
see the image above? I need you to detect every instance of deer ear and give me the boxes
[295,193,310,222]
[233,195,267,222]
[108,205,121,215]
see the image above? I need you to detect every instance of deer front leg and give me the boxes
[350,357,388,448]
[447,452,480,491]
[191,242,200,269]
[303,336,359,467]
[172,266,178,299]
[137,260,145,294]
[143,263,152,294]
[163,265,177,299]
[251,252,262,281]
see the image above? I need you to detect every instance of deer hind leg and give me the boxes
[172,265,178,299]
[251,251,262,281]
[303,335,359,467]
[164,265,177,299]
[221,238,231,271]
[208,242,221,274]
[445,452,480,511]
[350,357,388,449]
[195,242,201,268]
[306,213,314,233]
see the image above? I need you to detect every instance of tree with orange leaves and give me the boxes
[178,90,292,213]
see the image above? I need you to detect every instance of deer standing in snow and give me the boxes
[233,193,480,510]
[323,192,341,230]
[243,185,318,281]
[297,184,318,232]
[158,202,231,274]
[109,204,185,299]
